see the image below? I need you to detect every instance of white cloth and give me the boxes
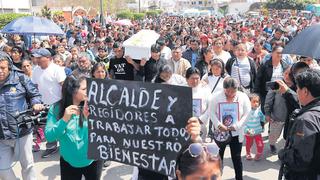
[165,74,187,86]
[213,50,232,65]
[208,90,251,142]
[202,74,225,95]
[192,85,212,140]
[161,46,172,61]
[32,62,66,105]
[271,64,283,81]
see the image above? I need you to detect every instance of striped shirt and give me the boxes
[231,57,251,87]
[244,108,265,135]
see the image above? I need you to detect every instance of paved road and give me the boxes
[13,127,284,180]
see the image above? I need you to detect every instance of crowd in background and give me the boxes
[0,9,320,180]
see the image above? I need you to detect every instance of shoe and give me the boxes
[270,145,277,155]
[103,161,111,167]
[246,154,253,160]
[41,147,59,158]
[32,144,40,152]
[254,153,263,161]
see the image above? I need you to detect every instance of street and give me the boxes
[13,126,284,180]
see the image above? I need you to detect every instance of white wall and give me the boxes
[0,0,31,13]
[228,2,252,14]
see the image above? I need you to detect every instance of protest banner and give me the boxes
[123,29,160,60]
[87,78,192,177]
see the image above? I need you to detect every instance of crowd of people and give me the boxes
[0,9,320,180]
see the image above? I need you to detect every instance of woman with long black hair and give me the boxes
[45,75,103,180]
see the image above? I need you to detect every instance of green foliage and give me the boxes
[0,13,28,29]
[41,5,52,19]
[117,9,162,20]
[249,2,263,11]
[219,5,228,15]
[265,0,316,10]
[145,10,162,17]
[133,13,145,20]
[117,10,134,19]
[53,11,64,17]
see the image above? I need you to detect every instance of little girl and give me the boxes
[244,93,265,160]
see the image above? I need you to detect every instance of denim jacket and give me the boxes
[0,71,42,140]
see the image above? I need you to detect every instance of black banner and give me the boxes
[87,78,192,177]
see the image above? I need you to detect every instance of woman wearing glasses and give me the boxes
[176,141,222,180]
[209,77,251,180]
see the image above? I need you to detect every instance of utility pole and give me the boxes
[1,0,4,14]
[100,0,104,27]
[139,0,141,13]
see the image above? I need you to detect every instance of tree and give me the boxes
[41,5,52,19]
[219,5,228,16]
[0,13,28,29]
[57,0,127,14]
[249,2,263,11]
[265,0,316,10]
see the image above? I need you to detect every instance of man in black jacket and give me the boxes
[138,44,167,82]
[278,69,320,180]
[182,37,201,67]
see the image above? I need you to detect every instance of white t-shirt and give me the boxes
[202,74,225,95]
[161,46,172,61]
[271,64,283,81]
[213,50,232,65]
[32,63,66,105]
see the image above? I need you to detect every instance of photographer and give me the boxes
[278,69,320,180]
[0,53,43,180]
[254,46,290,114]
[276,62,310,140]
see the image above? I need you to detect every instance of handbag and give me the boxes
[213,129,232,146]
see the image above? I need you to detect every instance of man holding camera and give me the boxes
[0,53,43,180]
[278,69,320,180]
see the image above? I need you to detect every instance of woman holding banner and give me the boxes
[186,67,211,141]
[209,77,251,180]
[45,75,103,180]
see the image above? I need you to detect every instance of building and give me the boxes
[175,0,231,12]
[0,0,32,13]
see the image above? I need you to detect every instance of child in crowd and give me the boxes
[244,93,265,161]
[53,54,72,76]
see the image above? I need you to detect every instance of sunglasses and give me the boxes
[183,143,220,158]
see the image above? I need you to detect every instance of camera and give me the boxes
[266,81,279,91]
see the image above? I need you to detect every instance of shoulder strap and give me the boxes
[211,77,222,94]
[235,58,243,86]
